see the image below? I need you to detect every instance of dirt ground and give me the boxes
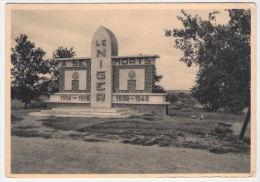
[9,109,251,174]
[11,136,250,174]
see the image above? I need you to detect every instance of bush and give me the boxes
[213,125,233,135]
[30,99,47,108]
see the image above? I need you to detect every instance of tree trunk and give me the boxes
[239,107,250,141]
[24,101,27,109]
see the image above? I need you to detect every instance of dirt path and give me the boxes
[11,136,250,174]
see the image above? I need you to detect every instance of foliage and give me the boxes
[53,46,76,59]
[165,9,250,112]
[153,67,165,93]
[167,92,196,109]
[11,34,49,109]
[166,93,179,103]
[47,46,76,94]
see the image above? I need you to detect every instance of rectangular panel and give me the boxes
[119,69,145,91]
[64,70,73,90]
[64,70,87,91]
[136,69,145,90]
[78,70,87,90]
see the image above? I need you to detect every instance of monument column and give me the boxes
[91,26,118,107]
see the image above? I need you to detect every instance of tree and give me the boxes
[165,9,251,139]
[11,34,50,109]
[166,93,179,103]
[47,46,76,93]
[153,67,165,93]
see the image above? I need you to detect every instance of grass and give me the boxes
[11,136,251,174]
[11,98,47,110]
[11,107,251,155]
[10,107,252,174]
[11,130,52,138]
[38,109,251,154]
[84,138,107,142]
[168,106,245,121]
[11,115,24,124]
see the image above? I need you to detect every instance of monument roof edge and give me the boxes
[54,55,160,61]
[54,57,91,61]
[111,54,160,59]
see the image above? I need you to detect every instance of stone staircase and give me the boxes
[29,107,142,118]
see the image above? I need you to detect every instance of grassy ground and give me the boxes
[10,105,251,174]
[39,109,251,154]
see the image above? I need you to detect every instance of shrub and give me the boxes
[30,99,47,108]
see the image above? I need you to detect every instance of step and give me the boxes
[51,107,133,113]
[29,107,143,118]
[29,112,136,118]
[40,110,137,116]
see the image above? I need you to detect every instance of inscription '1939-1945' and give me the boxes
[116,95,149,102]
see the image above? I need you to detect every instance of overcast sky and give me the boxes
[11,5,230,90]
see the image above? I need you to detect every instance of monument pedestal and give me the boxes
[29,107,142,118]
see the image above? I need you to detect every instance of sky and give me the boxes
[11,5,230,90]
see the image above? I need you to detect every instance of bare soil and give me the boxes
[10,108,251,174]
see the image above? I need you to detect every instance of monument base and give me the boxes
[45,92,170,115]
[45,103,169,115]
[29,107,142,118]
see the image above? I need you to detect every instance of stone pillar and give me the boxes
[91,26,118,107]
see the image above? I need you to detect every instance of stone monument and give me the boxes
[30,26,169,118]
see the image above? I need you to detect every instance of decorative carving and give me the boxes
[72,72,79,80]
[128,70,136,79]
[61,61,67,66]
[97,71,105,79]
[128,80,136,92]
[100,60,102,68]
[79,60,85,66]
[72,80,79,92]
[97,49,106,57]
[102,40,107,46]
[73,60,78,66]
[96,94,105,101]
[97,82,105,90]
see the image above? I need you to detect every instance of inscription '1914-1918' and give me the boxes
[60,95,90,101]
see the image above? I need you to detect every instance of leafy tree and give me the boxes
[166,93,179,103]
[47,46,76,93]
[165,9,251,139]
[11,34,49,109]
[153,67,165,93]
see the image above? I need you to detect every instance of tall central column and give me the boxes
[91,26,118,107]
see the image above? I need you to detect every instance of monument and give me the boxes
[30,26,169,118]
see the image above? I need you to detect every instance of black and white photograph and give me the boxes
[5,3,256,178]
